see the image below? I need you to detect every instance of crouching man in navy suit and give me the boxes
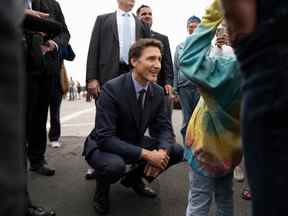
[83,38,184,214]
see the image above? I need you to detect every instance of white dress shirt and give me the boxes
[116,9,136,63]
[25,0,32,9]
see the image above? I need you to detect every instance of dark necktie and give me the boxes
[137,89,146,123]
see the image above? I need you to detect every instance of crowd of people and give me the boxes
[1,0,288,216]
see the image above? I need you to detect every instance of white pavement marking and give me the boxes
[47,107,94,128]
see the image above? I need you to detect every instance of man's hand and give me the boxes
[40,45,50,55]
[144,164,162,177]
[40,40,57,55]
[141,149,170,170]
[215,33,229,48]
[87,79,101,97]
[45,40,58,52]
[25,9,49,19]
[164,84,173,95]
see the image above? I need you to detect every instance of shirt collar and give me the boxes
[131,73,149,94]
[117,9,133,17]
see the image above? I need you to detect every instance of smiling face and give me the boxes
[117,0,135,12]
[137,6,153,27]
[131,46,161,85]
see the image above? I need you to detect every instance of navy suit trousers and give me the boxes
[86,137,184,184]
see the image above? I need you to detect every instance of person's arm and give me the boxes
[162,35,174,92]
[86,16,103,95]
[173,44,181,93]
[86,16,102,81]
[179,0,238,91]
[24,9,49,18]
[50,1,70,49]
[23,10,62,35]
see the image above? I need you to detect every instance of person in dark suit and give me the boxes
[0,3,56,216]
[0,1,26,216]
[83,39,184,214]
[136,5,174,130]
[25,0,70,176]
[85,0,151,180]
[86,0,150,98]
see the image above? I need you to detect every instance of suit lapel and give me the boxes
[111,12,119,42]
[126,74,141,129]
[134,15,141,40]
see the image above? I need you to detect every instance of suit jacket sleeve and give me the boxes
[86,16,102,81]
[162,35,174,86]
[173,44,181,92]
[94,84,142,161]
[149,91,174,151]
[51,1,70,47]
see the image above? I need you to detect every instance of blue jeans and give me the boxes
[186,169,233,216]
[177,83,199,142]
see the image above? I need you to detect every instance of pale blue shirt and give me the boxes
[117,9,136,63]
[131,73,149,104]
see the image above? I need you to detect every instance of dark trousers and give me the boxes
[48,76,62,142]
[178,83,199,142]
[235,16,288,215]
[26,74,51,167]
[86,137,184,184]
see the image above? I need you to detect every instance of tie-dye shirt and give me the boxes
[180,0,242,177]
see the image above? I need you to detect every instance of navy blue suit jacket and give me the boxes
[83,73,174,161]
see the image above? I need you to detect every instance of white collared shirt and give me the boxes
[116,9,136,63]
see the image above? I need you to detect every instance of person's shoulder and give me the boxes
[150,82,165,96]
[103,73,128,91]
[42,0,58,7]
[97,12,115,19]
[152,31,168,40]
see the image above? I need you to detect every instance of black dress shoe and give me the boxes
[132,180,157,198]
[26,205,56,216]
[93,181,110,214]
[30,165,55,176]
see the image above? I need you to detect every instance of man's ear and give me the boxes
[130,57,138,68]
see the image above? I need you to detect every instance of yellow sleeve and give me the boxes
[201,0,224,28]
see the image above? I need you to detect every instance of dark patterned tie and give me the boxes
[137,89,146,123]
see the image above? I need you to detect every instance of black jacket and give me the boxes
[151,30,174,87]
[86,12,151,84]
[25,0,70,76]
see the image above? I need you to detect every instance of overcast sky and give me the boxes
[59,0,213,84]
